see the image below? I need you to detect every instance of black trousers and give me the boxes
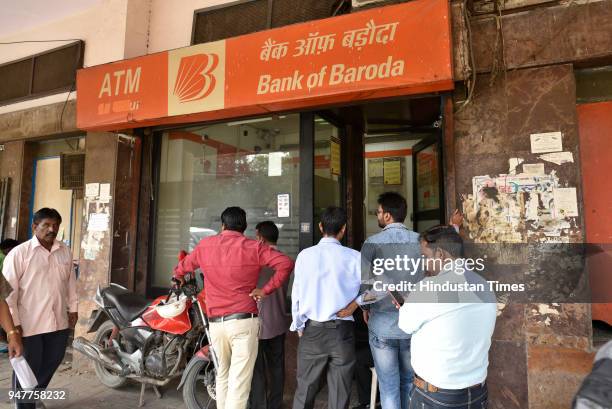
[292,321,356,409]
[355,341,375,406]
[13,329,69,409]
[249,333,286,409]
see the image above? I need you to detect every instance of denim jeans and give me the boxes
[369,333,413,409]
[409,383,488,409]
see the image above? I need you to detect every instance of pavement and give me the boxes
[0,348,187,409]
[0,346,357,409]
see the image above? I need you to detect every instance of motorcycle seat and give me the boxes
[102,286,150,322]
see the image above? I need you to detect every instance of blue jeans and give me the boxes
[409,383,488,409]
[369,334,413,409]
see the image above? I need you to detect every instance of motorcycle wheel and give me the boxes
[182,359,216,409]
[93,320,128,389]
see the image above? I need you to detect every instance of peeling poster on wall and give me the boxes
[530,131,563,153]
[553,188,578,218]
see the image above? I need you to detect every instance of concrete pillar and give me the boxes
[0,141,25,240]
[453,64,594,409]
[73,132,118,370]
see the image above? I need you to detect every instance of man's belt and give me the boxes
[209,313,258,323]
[413,375,485,393]
[307,319,351,328]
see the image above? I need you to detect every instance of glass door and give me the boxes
[150,114,301,294]
[313,114,344,244]
[148,112,345,295]
[412,134,444,232]
[297,112,345,250]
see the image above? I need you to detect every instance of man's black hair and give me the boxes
[33,208,62,225]
[221,207,247,233]
[420,225,464,258]
[0,239,19,252]
[320,206,347,236]
[377,192,407,223]
[256,221,279,244]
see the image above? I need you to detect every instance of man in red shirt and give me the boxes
[174,207,293,409]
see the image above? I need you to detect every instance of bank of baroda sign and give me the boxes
[77,0,452,131]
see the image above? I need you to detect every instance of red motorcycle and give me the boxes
[73,253,217,408]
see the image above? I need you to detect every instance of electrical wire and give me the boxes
[455,0,476,114]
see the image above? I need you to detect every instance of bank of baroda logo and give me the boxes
[168,41,226,116]
[173,54,218,102]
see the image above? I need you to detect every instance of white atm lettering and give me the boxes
[98,67,142,98]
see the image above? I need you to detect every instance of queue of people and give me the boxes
[0,197,496,409]
[171,192,496,409]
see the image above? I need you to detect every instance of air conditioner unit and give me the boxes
[351,0,388,8]
[60,152,85,190]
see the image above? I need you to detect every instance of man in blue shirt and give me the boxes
[338,192,421,409]
[291,206,361,409]
[398,225,496,408]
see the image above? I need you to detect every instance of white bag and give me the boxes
[10,356,38,390]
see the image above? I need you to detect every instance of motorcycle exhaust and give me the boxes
[73,337,130,376]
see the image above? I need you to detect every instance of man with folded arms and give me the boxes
[398,225,496,409]
[174,207,293,409]
[291,206,361,409]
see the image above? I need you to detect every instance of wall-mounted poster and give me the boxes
[416,145,439,211]
[277,193,290,218]
[383,159,402,185]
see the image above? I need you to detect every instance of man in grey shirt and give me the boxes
[249,221,291,409]
[338,192,421,409]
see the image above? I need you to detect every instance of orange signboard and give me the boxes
[77,0,452,131]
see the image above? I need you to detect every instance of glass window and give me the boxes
[153,115,300,288]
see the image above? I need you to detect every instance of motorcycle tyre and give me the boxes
[182,359,216,409]
[93,320,128,389]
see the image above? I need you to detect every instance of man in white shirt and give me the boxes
[3,208,78,409]
[398,225,496,409]
[291,206,361,409]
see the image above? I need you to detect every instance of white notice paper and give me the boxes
[522,163,545,175]
[88,213,110,232]
[100,183,111,197]
[530,132,563,153]
[85,183,100,198]
[508,158,524,174]
[277,193,290,218]
[538,151,574,166]
[268,152,283,177]
[554,188,578,217]
[99,183,112,203]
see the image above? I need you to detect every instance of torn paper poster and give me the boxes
[530,132,562,153]
[85,183,100,198]
[538,151,574,165]
[472,174,558,208]
[523,163,545,175]
[88,213,110,232]
[508,158,524,174]
[553,187,579,217]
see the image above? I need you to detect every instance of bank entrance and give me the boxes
[147,95,446,296]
